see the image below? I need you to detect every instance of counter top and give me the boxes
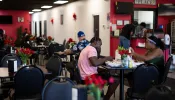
[110,36,145,39]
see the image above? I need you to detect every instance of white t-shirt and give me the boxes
[164,34,170,45]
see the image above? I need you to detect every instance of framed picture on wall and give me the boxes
[117,20,123,25]
[18,17,24,22]
[61,15,63,25]
[124,20,130,25]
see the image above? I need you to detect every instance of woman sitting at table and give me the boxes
[130,36,164,84]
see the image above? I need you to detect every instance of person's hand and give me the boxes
[129,47,135,55]
[56,51,64,55]
[105,56,113,61]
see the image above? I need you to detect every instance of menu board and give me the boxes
[135,0,156,5]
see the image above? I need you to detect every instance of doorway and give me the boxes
[93,15,99,38]
[35,22,37,36]
[39,21,42,37]
[132,8,157,30]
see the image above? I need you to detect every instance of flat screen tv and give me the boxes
[158,4,175,16]
[0,15,12,24]
[115,2,133,14]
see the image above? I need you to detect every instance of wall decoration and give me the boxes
[18,17,24,22]
[124,20,130,25]
[73,13,77,21]
[61,15,63,25]
[134,0,156,5]
[117,20,123,25]
[51,18,54,24]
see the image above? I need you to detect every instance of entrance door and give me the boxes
[93,15,99,37]
[39,21,42,37]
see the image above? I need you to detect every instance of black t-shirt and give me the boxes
[120,24,135,39]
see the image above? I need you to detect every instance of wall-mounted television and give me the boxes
[0,15,13,24]
[115,2,133,14]
[158,4,175,16]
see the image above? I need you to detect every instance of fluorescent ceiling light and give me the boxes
[54,0,68,4]
[29,12,34,14]
[32,9,41,12]
[41,6,53,9]
[0,0,2,1]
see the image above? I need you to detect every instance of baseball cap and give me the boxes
[77,31,85,37]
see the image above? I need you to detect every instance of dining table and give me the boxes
[105,60,144,100]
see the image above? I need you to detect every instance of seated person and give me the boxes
[78,37,119,100]
[57,31,89,56]
[130,36,164,84]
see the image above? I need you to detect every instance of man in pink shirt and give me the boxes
[78,37,119,100]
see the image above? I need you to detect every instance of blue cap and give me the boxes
[77,31,85,37]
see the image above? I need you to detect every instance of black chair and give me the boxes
[10,65,44,100]
[48,43,65,57]
[145,85,174,100]
[160,56,173,84]
[126,64,159,99]
[21,43,32,49]
[42,76,75,100]
[0,54,22,67]
[45,55,62,80]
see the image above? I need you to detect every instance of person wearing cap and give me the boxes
[57,31,89,55]
[119,21,138,49]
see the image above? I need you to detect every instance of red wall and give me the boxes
[0,10,31,40]
[110,0,175,56]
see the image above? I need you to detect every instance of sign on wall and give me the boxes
[18,17,24,22]
[135,0,156,5]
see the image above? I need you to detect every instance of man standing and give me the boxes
[119,21,138,49]
[78,37,119,100]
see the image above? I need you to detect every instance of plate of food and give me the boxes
[105,60,122,67]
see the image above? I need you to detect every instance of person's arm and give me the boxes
[89,56,113,67]
[132,49,161,61]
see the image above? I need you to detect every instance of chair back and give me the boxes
[22,43,32,49]
[46,55,62,79]
[161,56,173,84]
[0,54,21,67]
[48,43,65,57]
[132,64,159,94]
[42,76,75,100]
[145,85,174,100]
[14,65,44,98]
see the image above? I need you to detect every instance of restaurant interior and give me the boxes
[0,0,174,100]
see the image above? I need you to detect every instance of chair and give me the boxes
[42,76,75,100]
[10,65,44,100]
[45,55,62,80]
[160,56,173,84]
[126,64,159,99]
[145,85,174,100]
[48,43,65,57]
[0,54,22,67]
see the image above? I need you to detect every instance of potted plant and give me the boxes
[16,48,34,66]
[118,46,130,67]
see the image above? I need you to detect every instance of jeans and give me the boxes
[119,36,130,49]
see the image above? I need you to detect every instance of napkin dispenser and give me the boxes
[8,59,17,73]
[72,85,87,100]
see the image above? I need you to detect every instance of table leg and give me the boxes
[120,69,124,100]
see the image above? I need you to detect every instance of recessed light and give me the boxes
[41,6,53,9]
[32,9,42,12]
[54,0,68,4]
[0,0,2,1]
[29,12,34,14]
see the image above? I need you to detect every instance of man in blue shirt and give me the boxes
[58,31,89,55]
